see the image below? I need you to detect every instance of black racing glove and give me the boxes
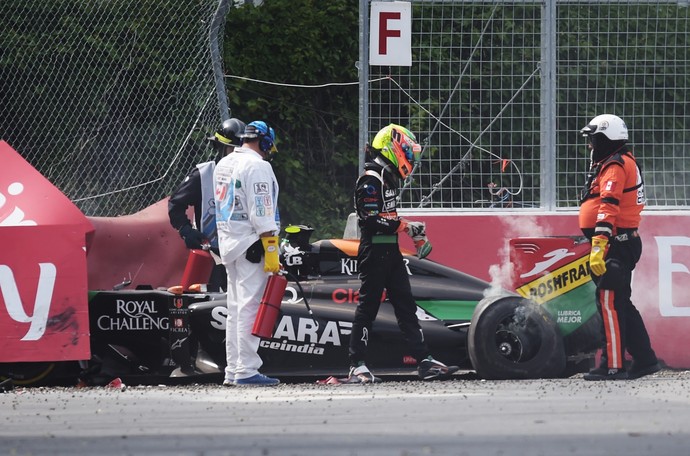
[179,224,204,249]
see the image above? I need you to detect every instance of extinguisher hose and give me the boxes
[284,271,319,330]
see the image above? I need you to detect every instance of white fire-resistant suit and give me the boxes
[213,146,279,382]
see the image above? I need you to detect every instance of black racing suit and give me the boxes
[348,161,430,366]
[169,167,204,232]
[168,165,226,291]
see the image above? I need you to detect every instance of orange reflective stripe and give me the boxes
[600,289,623,369]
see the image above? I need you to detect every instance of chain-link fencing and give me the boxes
[1,0,230,216]
[3,1,688,216]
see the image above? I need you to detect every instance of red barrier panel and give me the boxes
[86,199,190,291]
[0,141,93,362]
[405,211,690,369]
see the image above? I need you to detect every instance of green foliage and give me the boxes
[223,0,359,239]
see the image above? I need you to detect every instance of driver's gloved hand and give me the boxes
[413,236,433,259]
[396,219,426,238]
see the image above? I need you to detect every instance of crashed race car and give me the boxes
[1,225,602,386]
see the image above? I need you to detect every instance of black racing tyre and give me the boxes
[468,295,566,380]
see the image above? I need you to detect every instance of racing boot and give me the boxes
[627,360,661,379]
[583,367,628,381]
[417,357,460,380]
[347,363,381,384]
[583,353,630,381]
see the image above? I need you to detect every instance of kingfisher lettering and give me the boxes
[341,258,358,275]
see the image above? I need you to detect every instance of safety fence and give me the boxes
[3,1,689,215]
[1,0,230,216]
[360,0,690,210]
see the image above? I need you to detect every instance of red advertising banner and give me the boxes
[0,226,90,361]
[1,141,93,362]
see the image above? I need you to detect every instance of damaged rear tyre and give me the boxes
[468,295,566,379]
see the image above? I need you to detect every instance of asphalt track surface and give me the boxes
[2,369,690,456]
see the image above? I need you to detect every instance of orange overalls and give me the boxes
[579,148,656,370]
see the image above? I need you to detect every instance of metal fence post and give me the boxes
[541,0,557,210]
[210,0,230,121]
[358,0,370,175]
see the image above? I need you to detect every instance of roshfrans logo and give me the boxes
[520,248,576,278]
[517,255,591,304]
[97,299,169,331]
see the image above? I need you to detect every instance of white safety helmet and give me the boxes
[580,114,628,141]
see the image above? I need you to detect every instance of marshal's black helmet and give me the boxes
[209,118,246,147]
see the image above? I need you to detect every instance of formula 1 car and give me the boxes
[1,226,601,386]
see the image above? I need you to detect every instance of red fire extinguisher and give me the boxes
[180,248,214,292]
[251,273,288,339]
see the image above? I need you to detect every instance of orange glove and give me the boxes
[589,235,608,276]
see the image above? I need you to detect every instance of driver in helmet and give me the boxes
[578,114,660,381]
[347,123,459,383]
[168,117,246,291]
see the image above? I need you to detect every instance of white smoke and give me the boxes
[484,214,553,298]
[500,214,551,239]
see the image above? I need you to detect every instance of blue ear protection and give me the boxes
[242,121,275,154]
[258,123,275,153]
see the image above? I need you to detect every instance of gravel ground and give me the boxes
[2,369,690,456]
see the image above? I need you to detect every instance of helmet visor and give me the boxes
[580,124,597,137]
[392,133,421,179]
[401,141,422,162]
[214,131,236,146]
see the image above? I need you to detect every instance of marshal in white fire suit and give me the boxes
[213,146,280,382]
